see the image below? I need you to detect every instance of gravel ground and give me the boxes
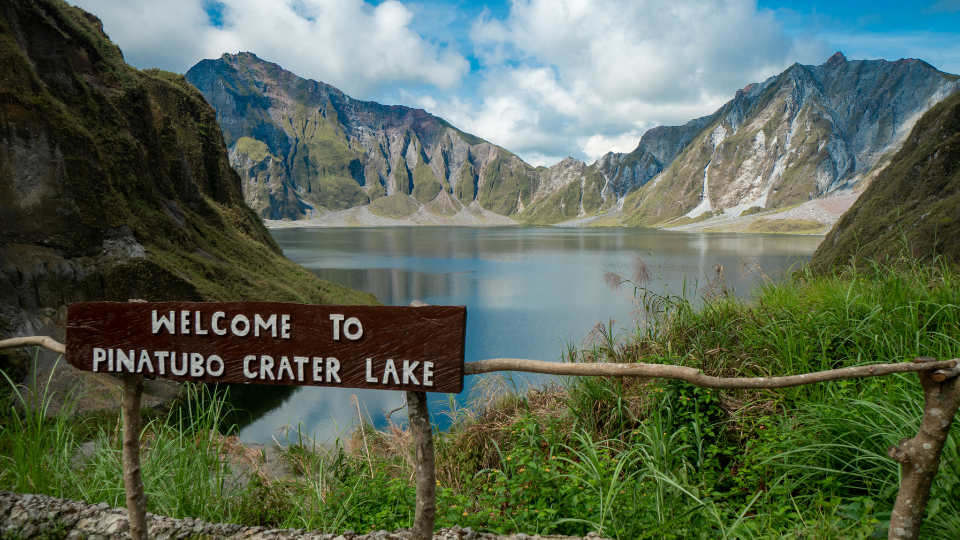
[0,491,611,540]
[772,192,860,223]
[666,192,861,233]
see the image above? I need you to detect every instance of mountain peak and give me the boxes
[826,51,847,65]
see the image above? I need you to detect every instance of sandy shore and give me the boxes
[262,193,858,235]
[265,202,516,229]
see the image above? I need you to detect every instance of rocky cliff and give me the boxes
[185,53,541,222]
[614,52,959,226]
[0,0,376,349]
[809,90,960,269]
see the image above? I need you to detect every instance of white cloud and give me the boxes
[582,132,643,162]
[421,0,804,164]
[71,0,469,99]
[73,0,894,167]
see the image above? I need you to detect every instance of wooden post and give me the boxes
[407,390,436,540]
[887,357,960,540]
[406,300,437,540]
[122,298,148,540]
[122,373,148,540]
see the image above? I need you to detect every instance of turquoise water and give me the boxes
[233,226,822,443]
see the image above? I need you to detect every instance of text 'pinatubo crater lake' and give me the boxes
[232,227,822,443]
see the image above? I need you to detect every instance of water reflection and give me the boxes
[233,227,822,443]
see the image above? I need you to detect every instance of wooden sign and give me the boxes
[66,302,466,393]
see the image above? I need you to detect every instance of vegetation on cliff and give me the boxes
[0,0,376,308]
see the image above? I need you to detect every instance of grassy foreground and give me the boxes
[1,257,959,539]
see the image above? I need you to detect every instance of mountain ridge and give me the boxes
[186,53,541,223]
[185,52,959,229]
[601,53,959,228]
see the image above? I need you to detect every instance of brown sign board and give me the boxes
[66,302,466,393]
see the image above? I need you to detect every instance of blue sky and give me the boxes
[72,0,959,166]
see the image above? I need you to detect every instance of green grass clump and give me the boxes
[745,217,828,234]
[412,157,443,204]
[368,193,419,219]
[427,254,959,538]
[235,136,272,162]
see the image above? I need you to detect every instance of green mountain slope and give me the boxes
[810,91,960,269]
[0,0,377,324]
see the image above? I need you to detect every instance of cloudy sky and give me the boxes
[72,0,960,166]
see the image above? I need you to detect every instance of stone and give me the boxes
[21,522,38,538]
[7,506,26,525]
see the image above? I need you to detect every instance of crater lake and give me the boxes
[231,226,822,443]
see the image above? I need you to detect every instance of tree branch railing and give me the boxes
[465,357,958,388]
[0,336,65,356]
[1,335,957,540]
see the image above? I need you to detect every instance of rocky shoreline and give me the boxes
[0,492,610,540]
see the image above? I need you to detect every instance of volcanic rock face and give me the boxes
[810,89,960,269]
[0,0,375,339]
[616,52,959,226]
[185,53,540,221]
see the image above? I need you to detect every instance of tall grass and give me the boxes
[0,355,78,496]
[0,255,957,538]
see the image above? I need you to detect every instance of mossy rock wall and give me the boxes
[0,0,377,317]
